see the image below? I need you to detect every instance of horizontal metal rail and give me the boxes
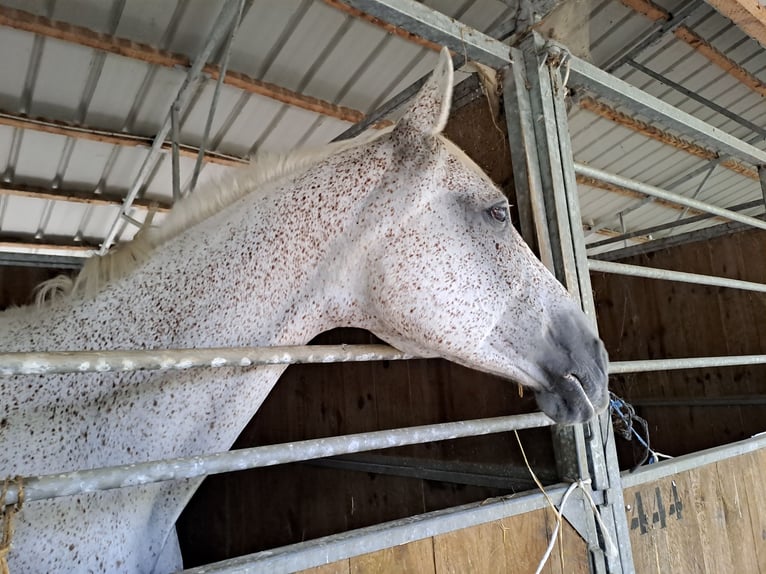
[609,355,766,374]
[0,344,419,376]
[575,163,766,232]
[567,54,766,166]
[622,433,766,488]
[632,395,766,408]
[0,412,554,506]
[181,480,591,574]
[183,433,766,573]
[589,259,766,293]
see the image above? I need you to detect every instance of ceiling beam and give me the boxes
[330,0,511,68]
[619,0,766,98]
[701,0,766,48]
[0,239,95,258]
[575,96,758,180]
[0,6,371,126]
[0,182,172,212]
[322,0,442,51]
[0,110,248,168]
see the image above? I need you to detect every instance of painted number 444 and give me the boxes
[628,480,684,534]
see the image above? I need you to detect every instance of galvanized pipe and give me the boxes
[589,259,766,293]
[0,412,554,506]
[609,355,766,374]
[0,344,419,376]
[575,163,766,232]
[99,0,242,254]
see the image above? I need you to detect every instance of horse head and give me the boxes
[348,49,608,424]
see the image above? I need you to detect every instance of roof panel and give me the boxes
[27,38,96,120]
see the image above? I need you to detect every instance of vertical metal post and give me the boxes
[759,166,766,209]
[505,32,634,574]
[171,101,182,202]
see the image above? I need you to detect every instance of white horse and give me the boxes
[0,49,608,573]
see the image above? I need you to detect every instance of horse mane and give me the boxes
[35,130,389,306]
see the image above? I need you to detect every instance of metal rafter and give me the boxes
[567,54,766,166]
[333,0,512,68]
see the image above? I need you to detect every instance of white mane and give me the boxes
[36,130,389,305]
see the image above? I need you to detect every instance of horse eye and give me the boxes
[488,204,509,223]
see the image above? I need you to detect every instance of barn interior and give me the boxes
[1,0,765,572]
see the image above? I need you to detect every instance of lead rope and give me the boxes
[0,476,24,574]
[514,431,617,573]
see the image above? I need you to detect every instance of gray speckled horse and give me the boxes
[0,49,607,573]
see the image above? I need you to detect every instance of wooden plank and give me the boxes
[674,26,766,99]
[704,0,766,48]
[714,456,760,574]
[301,561,351,574]
[0,111,247,167]
[741,448,766,570]
[434,520,507,573]
[0,7,370,125]
[351,538,435,574]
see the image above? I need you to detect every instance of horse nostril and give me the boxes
[564,373,582,387]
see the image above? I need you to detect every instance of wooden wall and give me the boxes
[592,228,766,464]
[291,442,766,574]
[625,446,766,573]
[298,509,589,574]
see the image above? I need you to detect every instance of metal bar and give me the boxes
[98,0,242,254]
[626,59,766,141]
[508,33,631,574]
[588,259,766,293]
[0,344,418,376]
[591,215,766,261]
[189,0,245,194]
[567,55,766,166]
[632,396,766,408]
[309,454,554,489]
[586,199,763,251]
[760,166,766,207]
[574,162,766,231]
[181,480,590,574]
[609,355,766,374]
[333,9,517,142]
[171,101,181,202]
[621,433,766,488]
[0,412,554,506]
[602,0,698,72]
[335,0,511,68]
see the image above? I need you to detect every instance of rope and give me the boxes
[610,392,672,468]
[0,476,24,574]
[514,431,617,574]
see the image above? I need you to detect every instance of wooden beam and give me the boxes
[0,239,95,256]
[673,26,766,98]
[0,6,372,126]
[575,96,758,181]
[0,110,248,168]
[619,0,766,98]
[619,0,670,22]
[321,0,442,52]
[701,0,766,49]
[0,182,172,211]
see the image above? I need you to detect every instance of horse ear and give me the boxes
[395,47,454,137]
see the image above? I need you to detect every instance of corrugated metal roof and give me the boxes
[0,0,762,263]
